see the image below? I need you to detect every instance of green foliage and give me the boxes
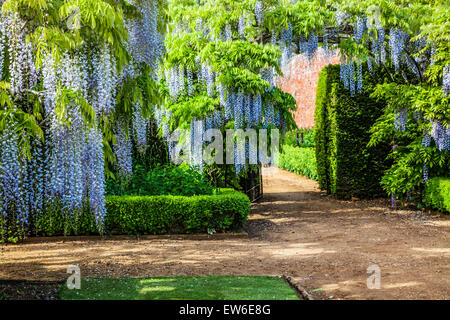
[284,129,315,148]
[106,164,214,197]
[423,177,450,213]
[279,145,318,181]
[265,0,333,36]
[105,189,250,235]
[0,0,167,169]
[367,73,449,201]
[36,189,250,236]
[315,64,391,199]
[163,0,299,134]
[267,87,298,132]
[314,65,334,191]
[4,0,130,68]
[0,82,44,160]
[34,201,101,237]
[166,93,219,130]
[379,142,448,197]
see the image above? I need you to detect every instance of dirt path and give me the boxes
[1,167,449,300]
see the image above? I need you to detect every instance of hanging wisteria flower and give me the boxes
[367,57,373,74]
[225,91,235,120]
[271,31,278,46]
[335,10,349,30]
[394,108,408,132]
[0,0,166,238]
[354,16,366,43]
[255,1,264,26]
[356,63,363,92]
[422,132,431,148]
[430,120,449,151]
[114,119,133,177]
[0,126,28,230]
[340,62,356,94]
[187,66,194,96]
[443,64,450,96]
[423,164,429,183]
[238,16,246,38]
[306,34,318,60]
[389,28,409,72]
[235,92,244,129]
[132,100,148,150]
[224,24,232,41]
[83,128,107,229]
[191,119,204,172]
[0,24,5,80]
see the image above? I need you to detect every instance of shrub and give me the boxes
[284,129,315,148]
[36,189,250,236]
[423,178,450,213]
[106,164,214,197]
[314,66,334,191]
[314,65,391,199]
[280,145,318,181]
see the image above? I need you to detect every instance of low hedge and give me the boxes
[423,178,450,213]
[36,189,250,236]
[280,145,318,181]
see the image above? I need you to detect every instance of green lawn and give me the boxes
[59,276,300,300]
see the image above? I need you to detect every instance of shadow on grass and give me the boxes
[59,276,300,300]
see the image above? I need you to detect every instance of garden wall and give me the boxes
[276,49,340,129]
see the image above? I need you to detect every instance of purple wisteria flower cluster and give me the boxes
[0,0,165,236]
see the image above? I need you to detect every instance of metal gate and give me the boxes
[240,165,263,203]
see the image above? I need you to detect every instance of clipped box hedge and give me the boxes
[36,189,250,236]
[314,65,391,200]
[423,178,450,213]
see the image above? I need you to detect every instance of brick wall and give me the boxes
[276,49,340,129]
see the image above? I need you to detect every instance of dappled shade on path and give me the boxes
[1,168,449,300]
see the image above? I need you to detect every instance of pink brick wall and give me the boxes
[276,49,340,129]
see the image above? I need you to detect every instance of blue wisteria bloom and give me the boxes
[443,65,450,96]
[394,109,408,132]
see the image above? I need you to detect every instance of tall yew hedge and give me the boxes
[314,65,391,199]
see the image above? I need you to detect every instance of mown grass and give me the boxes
[59,276,300,300]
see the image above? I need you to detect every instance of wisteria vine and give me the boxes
[0,0,165,239]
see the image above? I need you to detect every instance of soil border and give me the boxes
[282,275,314,300]
[17,232,249,244]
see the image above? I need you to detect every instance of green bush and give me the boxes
[314,66,334,191]
[35,202,100,237]
[36,189,250,236]
[284,129,315,148]
[106,164,214,196]
[280,145,318,181]
[423,178,450,213]
[314,65,391,199]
